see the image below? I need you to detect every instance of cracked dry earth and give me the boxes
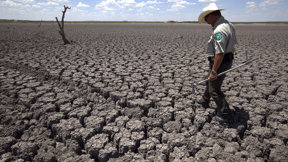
[0,23,287,162]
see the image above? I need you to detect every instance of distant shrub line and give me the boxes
[0,19,287,24]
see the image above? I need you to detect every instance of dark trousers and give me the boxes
[203,55,233,113]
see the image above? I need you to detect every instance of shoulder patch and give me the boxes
[214,33,222,40]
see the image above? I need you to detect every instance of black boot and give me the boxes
[196,97,210,108]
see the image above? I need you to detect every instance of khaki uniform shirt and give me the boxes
[206,16,237,57]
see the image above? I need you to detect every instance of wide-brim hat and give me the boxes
[198,3,224,23]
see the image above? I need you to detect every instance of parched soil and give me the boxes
[0,23,287,162]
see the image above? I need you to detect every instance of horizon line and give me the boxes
[1,19,288,24]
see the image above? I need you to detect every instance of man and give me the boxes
[197,3,237,118]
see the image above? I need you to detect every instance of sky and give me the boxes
[0,0,288,22]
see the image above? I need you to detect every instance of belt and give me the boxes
[208,53,234,63]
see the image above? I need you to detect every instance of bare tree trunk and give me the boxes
[38,19,42,28]
[56,5,71,45]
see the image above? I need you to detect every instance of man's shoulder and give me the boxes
[214,23,229,31]
[213,22,232,35]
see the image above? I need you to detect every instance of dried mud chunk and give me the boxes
[115,116,129,127]
[85,133,109,158]
[33,145,57,162]
[269,146,288,162]
[267,103,283,112]
[110,91,127,102]
[126,91,142,100]
[98,143,118,162]
[195,132,208,148]
[147,94,161,103]
[138,137,160,155]
[160,108,175,123]
[63,154,94,162]
[235,150,249,159]
[163,121,182,133]
[118,138,136,154]
[108,151,136,162]
[174,98,193,110]
[20,126,51,142]
[105,109,120,123]
[143,117,163,130]
[73,97,86,107]
[123,107,144,119]
[18,88,33,94]
[67,106,91,120]
[248,114,265,127]
[249,126,274,140]
[275,124,288,143]
[182,118,193,128]
[163,133,186,149]
[250,99,267,108]
[113,128,131,145]
[267,112,287,125]
[195,147,212,161]
[37,95,57,104]
[47,112,65,128]
[0,125,23,138]
[102,123,120,138]
[224,142,240,154]
[52,118,82,141]
[241,136,264,157]
[11,141,39,161]
[84,116,105,133]
[212,143,223,157]
[24,81,41,88]
[223,128,239,142]
[35,85,52,92]
[65,138,82,153]
[156,101,172,107]
[194,115,207,130]
[71,127,96,143]
[127,98,152,110]
[154,153,168,162]
[126,119,145,132]
[0,136,17,154]
[263,138,284,148]
[174,110,194,121]
[148,127,163,140]
[42,103,57,112]
[156,143,169,156]
[131,131,145,143]
[148,107,173,123]
[169,146,190,161]
[59,103,73,114]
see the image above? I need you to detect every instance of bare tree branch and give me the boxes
[55,5,71,45]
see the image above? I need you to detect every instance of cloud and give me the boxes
[0,0,33,7]
[198,0,217,2]
[168,0,195,11]
[77,2,89,8]
[0,0,19,7]
[260,0,279,7]
[14,0,34,3]
[95,0,161,11]
[95,0,120,11]
[246,2,256,8]
[147,0,161,4]
[135,2,146,8]
[48,0,69,3]
[148,6,160,10]
[35,0,70,7]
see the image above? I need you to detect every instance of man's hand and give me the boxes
[209,71,217,81]
[210,53,224,81]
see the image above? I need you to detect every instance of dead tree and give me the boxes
[56,5,71,45]
[38,19,42,28]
